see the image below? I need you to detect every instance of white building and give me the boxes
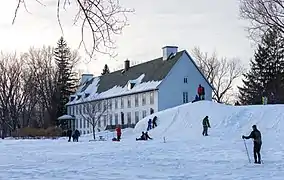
[64,46,213,134]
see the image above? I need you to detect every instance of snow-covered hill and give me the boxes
[1,101,284,179]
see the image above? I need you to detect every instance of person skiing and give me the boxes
[242,125,262,164]
[115,125,122,141]
[147,119,152,131]
[152,116,157,128]
[202,116,211,136]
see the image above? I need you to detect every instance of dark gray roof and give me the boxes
[80,50,185,94]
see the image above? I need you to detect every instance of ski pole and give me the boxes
[243,139,251,163]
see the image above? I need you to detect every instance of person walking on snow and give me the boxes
[67,129,72,142]
[147,119,152,131]
[115,125,122,141]
[202,116,211,136]
[242,125,262,164]
[152,116,157,128]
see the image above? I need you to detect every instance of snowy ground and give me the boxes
[1,101,284,179]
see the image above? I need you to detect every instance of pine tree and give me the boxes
[54,37,77,118]
[238,28,284,104]
[101,64,110,75]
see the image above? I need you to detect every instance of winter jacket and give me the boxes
[201,87,205,95]
[198,86,203,95]
[202,117,210,127]
[244,129,262,145]
[116,127,122,136]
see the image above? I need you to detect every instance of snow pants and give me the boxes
[202,126,208,136]
[253,143,262,163]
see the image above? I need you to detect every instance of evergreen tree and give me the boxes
[101,64,110,75]
[238,29,284,104]
[54,37,77,118]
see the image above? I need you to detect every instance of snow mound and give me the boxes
[134,101,284,144]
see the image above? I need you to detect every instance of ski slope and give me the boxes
[1,101,284,179]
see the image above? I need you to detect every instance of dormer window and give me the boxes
[77,95,82,100]
[128,82,135,90]
[70,96,75,101]
[84,93,90,98]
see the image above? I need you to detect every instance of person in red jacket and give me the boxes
[115,125,122,141]
[197,84,203,100]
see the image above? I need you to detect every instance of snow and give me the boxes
[2,101,284,179]
[66,74,161,105]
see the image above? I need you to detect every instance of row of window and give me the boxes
[75,109,153,129]
[68,92,155,115]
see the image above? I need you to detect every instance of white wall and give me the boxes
[158,51,212,111]
[67,90,158,134]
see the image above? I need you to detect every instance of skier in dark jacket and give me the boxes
[202,116,211,136]
[242,125,262,164]
[152,116,157,128]
[145,132,152,140]
[147,119,152,131]
[67,129,72,142]
[136,132,146,141]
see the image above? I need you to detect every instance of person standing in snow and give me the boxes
[197,84,203,100]
[72,129,80,142]
[242,125,262,164]
[202,116,211,136]
[147,119,152,131]
[67,129,72,142]
[115,125,122,141]
[152,116,157,128]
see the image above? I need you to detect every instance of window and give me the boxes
[135,94,139,107]
[109,114,113,125]
[121,97,124,109]
[115,113,118,125]
[142,93,146,105]
[87,118,90,128]
[103,115,107,126]
[103,101,107,111]
[83,105,86,114]
[109,100,112,110]
[127,96,131,108]
[75,119,78,128]
[150,92,154,104]
[135,111,139,123]
[92,104,95,113]
[121,112,125,124]
[98,117,101,127]
[142,110,147,118]
[83,118,86,128]
[76,105,78,114]
[183,92,188,103]
[115,98,118,109]
[79,118,82,128]
[83,131,85,135]
[87,130,90,134]
[127,112,131,124]
[98,102,101,112]
[150,108,154,114]
[79,105,82,113]
[184,77,188,83]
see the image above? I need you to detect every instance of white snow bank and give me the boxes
[134,101,284,144]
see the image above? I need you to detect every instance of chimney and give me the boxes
[162,46,178,60]
[124,59,130,71]
[80,73,93,85]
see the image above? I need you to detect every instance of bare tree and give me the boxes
[80,98,111,140]
[239,0,284,41]
[12,0,134,58]
[0,52,33,137]
[192,47,245,103]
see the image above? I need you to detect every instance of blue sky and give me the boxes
[0,0,254,79]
